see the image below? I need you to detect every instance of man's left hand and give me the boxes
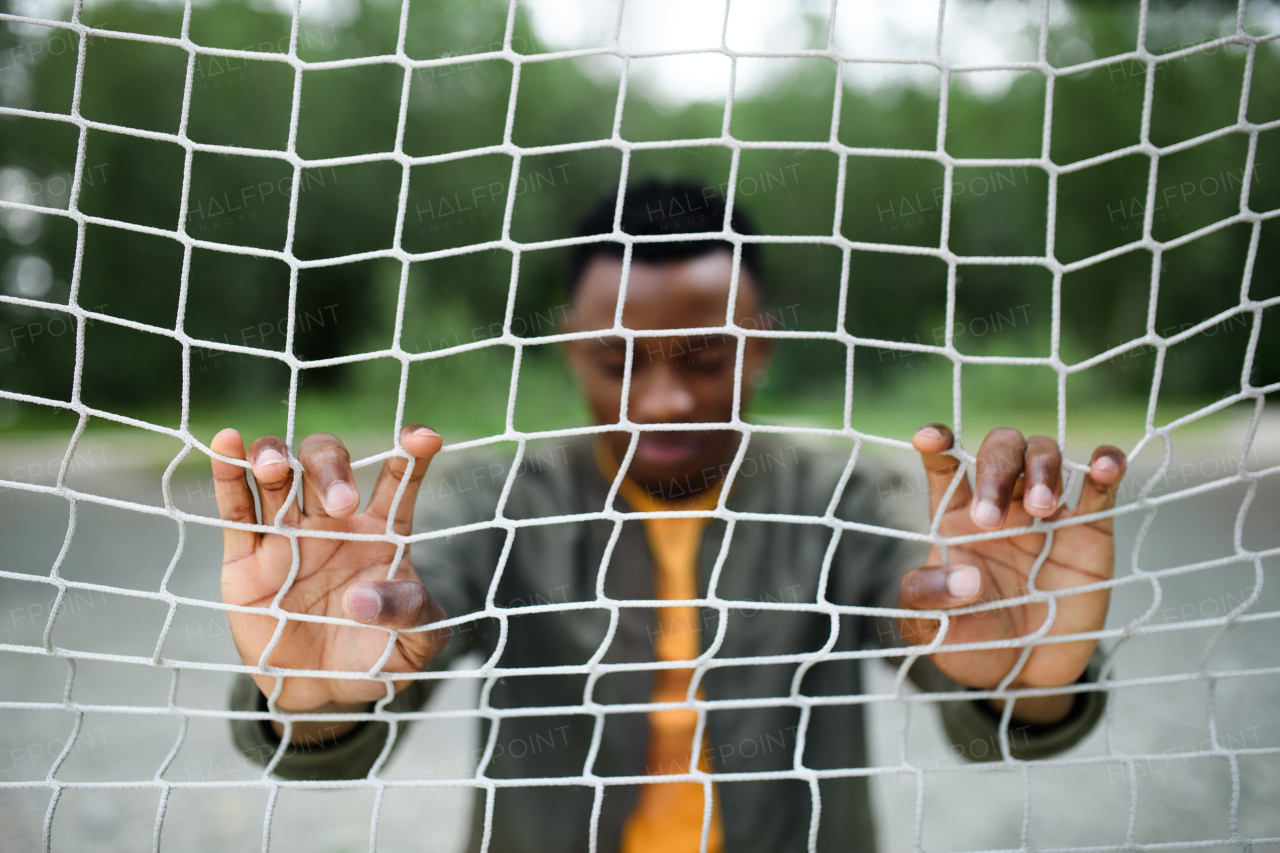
[896,424,1126,724]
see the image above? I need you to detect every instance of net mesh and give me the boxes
[0,0,1278,850]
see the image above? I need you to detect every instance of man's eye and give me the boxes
[598,358,626,378]
[687,355,731,374]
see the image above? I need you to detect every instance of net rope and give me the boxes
[0,0,1278,850]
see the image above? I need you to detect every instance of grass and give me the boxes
[0,353,1258,480]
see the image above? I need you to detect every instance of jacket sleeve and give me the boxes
[916,652,1108,762]
[228,674,433,781]
[838,466,1108,762]
[226,452,508,781]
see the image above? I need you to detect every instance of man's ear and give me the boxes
[744,300,775,366]
[558,302,575,335]
[558,309,584,381]
[560,338,581,379]
[734,278,775,395]
[743,334,774,388]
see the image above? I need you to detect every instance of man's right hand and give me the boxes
[210,426,448,740]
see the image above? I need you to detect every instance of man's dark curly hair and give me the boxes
[568,178,765,301]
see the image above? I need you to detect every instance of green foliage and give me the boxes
[1,0,1275,437]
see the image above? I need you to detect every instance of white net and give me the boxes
[0,0,1278,851]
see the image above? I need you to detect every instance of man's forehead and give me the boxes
[572,251,758,331]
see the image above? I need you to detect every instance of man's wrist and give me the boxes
[985,690,1075,726]
[268,701,371,747]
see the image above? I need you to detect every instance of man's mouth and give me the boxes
[634,430,705,467]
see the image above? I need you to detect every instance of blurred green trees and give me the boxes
[0,0,1276,436]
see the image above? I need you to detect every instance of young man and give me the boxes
[212,180,1126,853]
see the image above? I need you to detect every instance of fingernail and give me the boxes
[326,481,356,513]
[1026,483,1056,510]
[915,426,943,442]
[348,585,381,622]
[254,448,286,468]
[1094,456,1120,475]
[946,566,981,599]
[972,499,1001,527]
[413,426,438,437]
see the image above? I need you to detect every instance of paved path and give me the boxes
[1,412,1276,851]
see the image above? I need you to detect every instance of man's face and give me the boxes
[562,250,773,493]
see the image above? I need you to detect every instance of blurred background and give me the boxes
[0,0,1277,445]
[1,0,1279,850]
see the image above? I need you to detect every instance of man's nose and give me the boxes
[629,362,696,424]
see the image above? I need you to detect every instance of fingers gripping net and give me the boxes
[0,0,1277,850]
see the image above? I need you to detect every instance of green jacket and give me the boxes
[230,436,1105,853]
